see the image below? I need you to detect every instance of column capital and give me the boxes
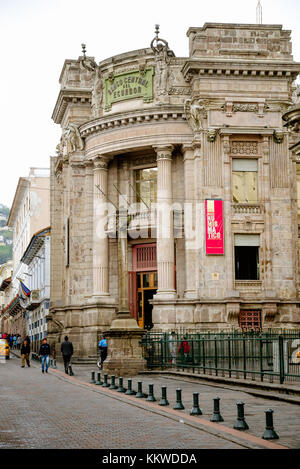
[153,145,174,161]
[182,143,195,161]
[92,154,110,171]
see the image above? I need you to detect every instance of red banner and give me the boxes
[205,199,224,255]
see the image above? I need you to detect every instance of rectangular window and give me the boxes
[232,159,258,203]
[135,167,157,207]
[234,234,260,280]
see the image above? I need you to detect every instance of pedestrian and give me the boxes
[17,335,22,350]
[21,339,30,368]
[178,336,190,363]
[13,335,17,349]
[61,336,74,374]
[98,334,108,369]
[38,338,51,374]
[169,331,177,365]
[25,335,31,346]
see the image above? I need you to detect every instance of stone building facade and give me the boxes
[50,23,300,358]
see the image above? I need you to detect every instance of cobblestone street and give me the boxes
[0,354,299,450]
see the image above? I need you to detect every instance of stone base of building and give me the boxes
[151,300,300,331]
[47,301,116,359]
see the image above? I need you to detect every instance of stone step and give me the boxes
[71,357,98,365]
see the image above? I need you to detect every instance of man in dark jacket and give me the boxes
[61,336,74,374]
[21,339,30,368]
[38,338,51,373]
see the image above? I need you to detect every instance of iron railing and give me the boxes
[141,330,300,384]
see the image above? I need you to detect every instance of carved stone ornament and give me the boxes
[58,123,84,159]
[273,129,284,144]
[292,85,300,105]
[207,128,218,142]
[184,98,208,132]
[168,86,191,96]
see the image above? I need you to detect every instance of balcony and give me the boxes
[25,290,41,311]
[106,207,183,238]
[235,280,262,292]
[232,203,263,216]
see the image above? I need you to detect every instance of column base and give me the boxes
[86,294,116,305]
[183,290,198,300]
[102,312,147,376]
[153,290,177,301]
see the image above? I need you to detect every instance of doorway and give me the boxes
[137,272,157,329]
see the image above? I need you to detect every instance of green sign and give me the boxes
[105,68,154,111]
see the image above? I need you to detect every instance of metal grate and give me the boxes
[238,310,262,331]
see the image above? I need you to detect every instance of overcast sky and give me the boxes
[0,0,299,208]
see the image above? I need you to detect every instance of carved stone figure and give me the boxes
[151,25,173,100]
[59,123,84,159]
[80,45,103,117]
[155,45,169,96]
[92,68,103,118]
[185,99,208,132]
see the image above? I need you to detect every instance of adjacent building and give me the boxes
[49,23,300,358]
[6,168,50,339]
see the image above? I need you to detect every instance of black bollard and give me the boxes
[146,384,156,402]
[173,389,185,410]
[190,392,202,416]
[233,401,249,431]
[159,386,169,406]
[96,371,102,386]
[125,379,136,395]
[135,381,145,398]
[117,377,126,393]
[90,371,96,384]
[262,409,279,440]
[210,397,224,422]
[102,373,109,388]
[109,375,118,390]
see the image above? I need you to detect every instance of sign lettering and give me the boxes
[105,68,154,110]
[205,199,224,255]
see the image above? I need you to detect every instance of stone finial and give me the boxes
[151,24,169,54]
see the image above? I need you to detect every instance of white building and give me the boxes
[6,167,50,338]
[20,228,50,350]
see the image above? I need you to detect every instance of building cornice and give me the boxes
[79,105,186,139]
[52,89,92,125]
[181,60,300,82]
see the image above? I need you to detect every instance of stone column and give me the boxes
[154,145,176,298]
[182,143,197,298]
[93,155,110,297]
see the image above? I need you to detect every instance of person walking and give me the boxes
[17,335,22,350]
[178,336,190,363]
[169,331,177,365]
[61,336,74,374]
[38,338,51,373]
[98,334,108,369]
[21,339,30,368]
